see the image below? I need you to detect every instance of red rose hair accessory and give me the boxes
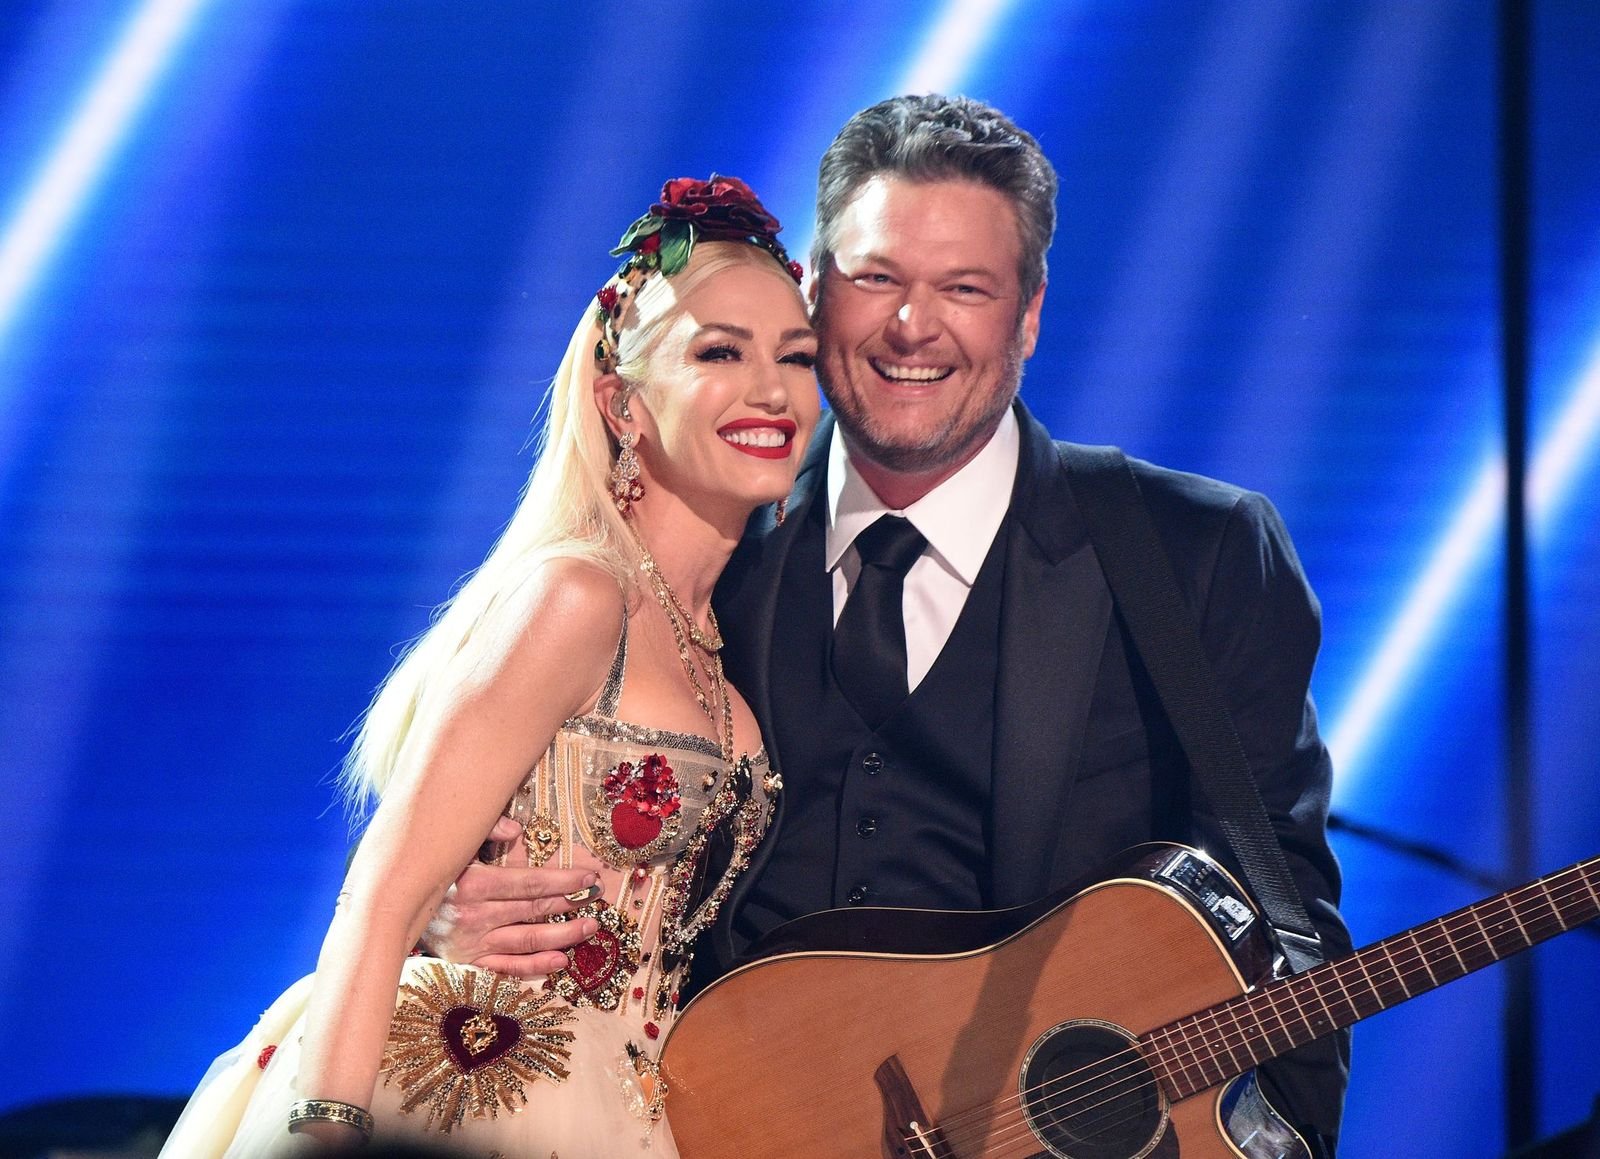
[593,175,802,372]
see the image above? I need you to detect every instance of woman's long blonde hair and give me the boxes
[340,241,800,814]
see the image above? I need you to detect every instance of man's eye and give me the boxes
[854,273,895,288]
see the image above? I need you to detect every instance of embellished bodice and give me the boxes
[488,619,779,1037]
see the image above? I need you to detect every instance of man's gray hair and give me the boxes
[813,94,1058,302]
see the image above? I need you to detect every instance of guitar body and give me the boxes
[661,845,1309,1159]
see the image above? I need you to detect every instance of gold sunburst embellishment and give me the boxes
[382,961,577,1133]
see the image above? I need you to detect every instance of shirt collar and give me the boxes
[825,406,1019,585]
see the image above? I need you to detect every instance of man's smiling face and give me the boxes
[812,175,1044,487]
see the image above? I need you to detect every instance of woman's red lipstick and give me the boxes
[718,418,797,459]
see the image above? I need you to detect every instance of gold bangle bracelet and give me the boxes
[287,1098,375,1140]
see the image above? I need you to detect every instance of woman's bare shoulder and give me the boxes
[452,554,626,715]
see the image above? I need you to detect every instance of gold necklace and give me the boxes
[626,527,734,765]
[627,531,722,653]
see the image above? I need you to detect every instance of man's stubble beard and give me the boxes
[818,343,1026,477]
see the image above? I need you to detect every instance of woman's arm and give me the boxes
[288,558,623,1144]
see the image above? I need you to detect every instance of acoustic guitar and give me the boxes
[659,842,1600,1158]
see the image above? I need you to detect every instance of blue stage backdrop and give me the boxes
[1,3,1597,1156]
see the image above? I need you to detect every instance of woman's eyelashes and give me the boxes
[692,343,817,369]
[695,342,741,363]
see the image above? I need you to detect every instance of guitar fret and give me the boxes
[1439,913,1471,977]
[1225,1005,1259,1081]
[1163,1022,1209,1097]
[1506,896,1533,944]
[1256,983,1297,1058]
[1377,940,1412,1000]
[1467,904,1497,966]
[1409,930,1439,987]
[1202,1005,1242,1085]
[1171,1025,1209,1099]
[1145,1025,1181,1094]
[1477,902,1512,957]
[1334,955,1383,1022]
[1533,879,1568,932]
[1288,972,1321,1041]
[1235,1002,1269,1068]
[1291,972,1338,1045]
[1486,896,1532,956]
[1326,959,1366,1025]
[1193,1018,1227,1093]
[1133,853,1599,1111]
[1306,976,1339,1039]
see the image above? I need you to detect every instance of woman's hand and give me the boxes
[420,816,606,977]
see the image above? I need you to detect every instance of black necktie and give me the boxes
[831,515,928,730]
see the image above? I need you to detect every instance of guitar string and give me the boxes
[947,876,1559,1158]
[932,871,1597,1158]
[935,1044,1160,1156]
[937,869,1596,1155]
[924,867,1598,1155]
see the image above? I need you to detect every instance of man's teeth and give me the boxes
[721,428,789,447]
[873,361,951,382]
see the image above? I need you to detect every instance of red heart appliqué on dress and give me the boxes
[610,801,663,849]
[440,1005,522,1072]
[567,926,624,999]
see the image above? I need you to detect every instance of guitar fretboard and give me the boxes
[1141,854,1600,1101]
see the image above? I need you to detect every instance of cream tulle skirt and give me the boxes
[159,960,678,1158]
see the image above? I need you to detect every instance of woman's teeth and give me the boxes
[720,428,789,447]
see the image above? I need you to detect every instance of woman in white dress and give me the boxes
[160,176,818,1157]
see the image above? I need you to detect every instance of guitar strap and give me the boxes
[1060,444,1326,974]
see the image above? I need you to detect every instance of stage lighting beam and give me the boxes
[0,0,212,353]
[1329,326,1600,797]
[789,0,1024,284]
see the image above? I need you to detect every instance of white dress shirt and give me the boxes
[825,408,1020,691]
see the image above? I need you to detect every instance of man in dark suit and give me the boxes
[438,93,1351,1153]
[705,93,1350,1153]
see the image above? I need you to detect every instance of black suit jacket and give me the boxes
[709,400,1352,1151]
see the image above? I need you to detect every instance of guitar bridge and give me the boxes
[874,1054,953,1158]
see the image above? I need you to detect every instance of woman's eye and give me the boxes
[781,351,817,369]
[697,344,740,362]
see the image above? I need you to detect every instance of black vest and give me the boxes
[734,496,1010,949]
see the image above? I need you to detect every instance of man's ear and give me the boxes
[806,260,826,317]
[1018,281,1046,360]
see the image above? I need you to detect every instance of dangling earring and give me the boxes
[610,431,645,515]
[775,498,788,526]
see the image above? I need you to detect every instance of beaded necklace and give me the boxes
[625,524,734,766]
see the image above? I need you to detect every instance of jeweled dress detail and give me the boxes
[160,621,778,1157]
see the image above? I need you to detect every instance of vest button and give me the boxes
[856,816,878,838]
[847,885,869,905]
[861,752,884,775]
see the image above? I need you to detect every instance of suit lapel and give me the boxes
[988,404,1113,906]
[720,406,1113,926]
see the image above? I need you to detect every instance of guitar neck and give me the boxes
[1145,854,1600,1100]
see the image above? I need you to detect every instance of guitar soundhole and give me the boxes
[1018,1020,1168,1159]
